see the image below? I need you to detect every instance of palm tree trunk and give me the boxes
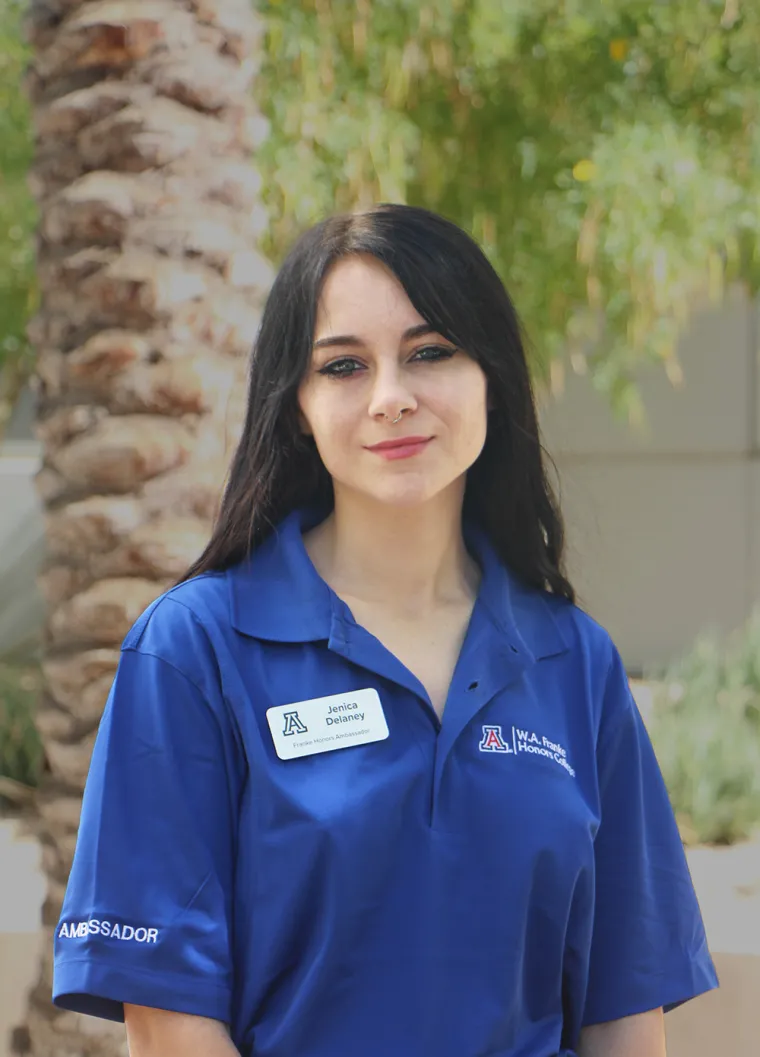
[15,1,271,1052]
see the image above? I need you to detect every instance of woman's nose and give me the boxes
[367,370,418,422]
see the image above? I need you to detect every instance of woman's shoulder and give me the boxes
[519,588,635,739]
[121,569,236,676]
[509,574,618,672]
[551,594,618,664]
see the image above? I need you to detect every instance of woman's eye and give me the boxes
[317,345,456,378]
[412,344,458,362]
[318,357,363,378]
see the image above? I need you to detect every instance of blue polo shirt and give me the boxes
[53,506,718,1056]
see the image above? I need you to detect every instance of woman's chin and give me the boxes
[354,479,450,510]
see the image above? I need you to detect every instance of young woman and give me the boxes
[53,204,718,1057]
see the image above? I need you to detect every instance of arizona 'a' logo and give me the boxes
[282,711,308,736]
[479,724,512,753]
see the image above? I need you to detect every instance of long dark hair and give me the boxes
[179,204,574,602]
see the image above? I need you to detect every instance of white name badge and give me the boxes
[266,688,389,761]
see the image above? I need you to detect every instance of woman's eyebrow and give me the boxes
[312,323,436,351]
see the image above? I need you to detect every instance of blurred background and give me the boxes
[1,0,760,1054]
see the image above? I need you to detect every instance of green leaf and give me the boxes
[257,0,760,421]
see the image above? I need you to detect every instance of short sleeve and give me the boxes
[581,644,719,1026]
[53,612,243,1024]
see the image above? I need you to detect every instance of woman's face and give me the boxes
[297,253,489,510]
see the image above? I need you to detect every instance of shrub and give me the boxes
[0,656,43,793]
[647,612,760,847]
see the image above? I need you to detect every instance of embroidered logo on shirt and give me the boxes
[479,725,512,753]
[282,710,309,736]
[479,724,576,777]
[58,919,160,943]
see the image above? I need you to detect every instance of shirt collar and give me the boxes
[229,507,570,661]
[463,522,570,662]
[230,506,335,643]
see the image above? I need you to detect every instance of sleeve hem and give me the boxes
[53,955,232,1024]
[581,959,720,1028]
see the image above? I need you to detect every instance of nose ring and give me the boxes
[387,409,408,424]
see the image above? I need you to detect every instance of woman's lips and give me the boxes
[365,436,433,461]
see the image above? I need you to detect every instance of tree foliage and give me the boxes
[0,0,36,431]
[2,2,760,427]
[258,0,760,420]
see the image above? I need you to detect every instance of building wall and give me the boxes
[538,289,759,673]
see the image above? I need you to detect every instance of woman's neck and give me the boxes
[303,488,480,617]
